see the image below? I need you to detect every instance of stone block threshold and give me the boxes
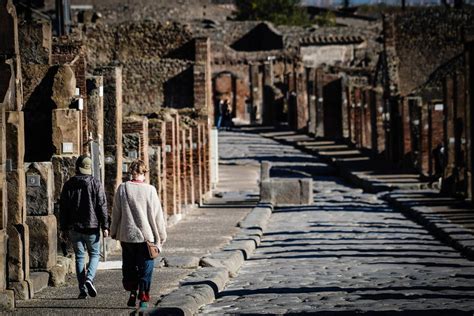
[261,129,474,262]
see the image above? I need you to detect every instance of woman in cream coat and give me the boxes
[110,160,167,308]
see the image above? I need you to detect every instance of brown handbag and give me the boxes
[146,241,160,259]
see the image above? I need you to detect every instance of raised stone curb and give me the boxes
[146,203,274,315]
[385,192,474,260]
[200,250,244,277]
[238,203,272,230]
[263,131,474,262]
[140,284,214,316]
[180,267,229,294]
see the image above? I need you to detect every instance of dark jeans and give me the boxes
[121,242,154,301]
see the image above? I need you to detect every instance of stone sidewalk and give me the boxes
[261,130,474,261]
[12,136,260,315]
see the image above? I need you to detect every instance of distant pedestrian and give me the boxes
[110,160,167,308]
[59,155,109,299]
[216,99,226,129]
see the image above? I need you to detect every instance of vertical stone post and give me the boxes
[315,69,324,137]
[186,127,195,205]
[6,111,32,300]
[97,67,123,211]
[25,162,57,271]
[249,63,262,124]
[86,76,104,183]
[148,120,167,215]
[443,75,456,193]
[194,38,213,121]
[0,104,10,306]
[307,68,317,136]
[173,114,182,216]
[193,126,203,206]
[180,127,188,211]
[296,62,308,131]
[465,30,474,202]
[165,119,176,218]
[262,61,274,126]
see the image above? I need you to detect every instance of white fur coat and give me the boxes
[110,181,167,245]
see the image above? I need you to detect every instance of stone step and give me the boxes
[30,272,49,294]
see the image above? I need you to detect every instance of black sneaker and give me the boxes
[78,292,87,299]
[127,292,137,307]
[85,280,97,297]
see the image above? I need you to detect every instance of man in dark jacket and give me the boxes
[60,155,109,299]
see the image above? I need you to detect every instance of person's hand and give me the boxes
[103,229,109,238]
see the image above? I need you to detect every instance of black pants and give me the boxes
[121,242,154,301]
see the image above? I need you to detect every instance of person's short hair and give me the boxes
[129,159,148,176]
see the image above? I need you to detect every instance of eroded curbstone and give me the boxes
[180,267,229,295]
[150,284,215,316]
[163,256,200,269]
[223,239,257,260]
[200,250,244,278]
[238,205,272,230]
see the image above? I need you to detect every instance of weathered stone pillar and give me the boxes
[148,119,167,215]
[295,63,308,131]
[165,119,177,217]
[174,114,182,216]
[444,75,456,193]
[249,63,262,124]
[262,61,275,126]
[307,68,317,135]
[315,69,324,137]
[25,162,57,270]
[96,67,123,211]
[180,127,188,210]
[86,76,104,183]
[465,30,474,202]
[186,127,195,206]
[122,116,150,183]
[193,126,203,206]
[6,111,32,300]
[194,38,213,122]
[52,109,81,156]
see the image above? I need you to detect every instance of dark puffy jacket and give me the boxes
[59,174,109,233]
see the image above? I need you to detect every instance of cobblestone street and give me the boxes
[201,129,474,315]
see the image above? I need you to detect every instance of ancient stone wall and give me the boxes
[84,21,194,115]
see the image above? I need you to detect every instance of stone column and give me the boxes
[295,63,308,132]
[194,38,213,121]
[86,76,104,184]
[25,162,57,270]
[465,31,474,202]
[180,127,188,211]
[165,120,177,217]
[186,127,195,206]
[193,126,203,206]
[96,67,123,211]
[262,61,275,126]
[249,63,262,124]
[148,119,167,214]
[6,111,32,300]
[173,114,182,216]
[307,68,317,135]
[315,69,324,137]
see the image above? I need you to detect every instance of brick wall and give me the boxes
[165,119,176,217]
